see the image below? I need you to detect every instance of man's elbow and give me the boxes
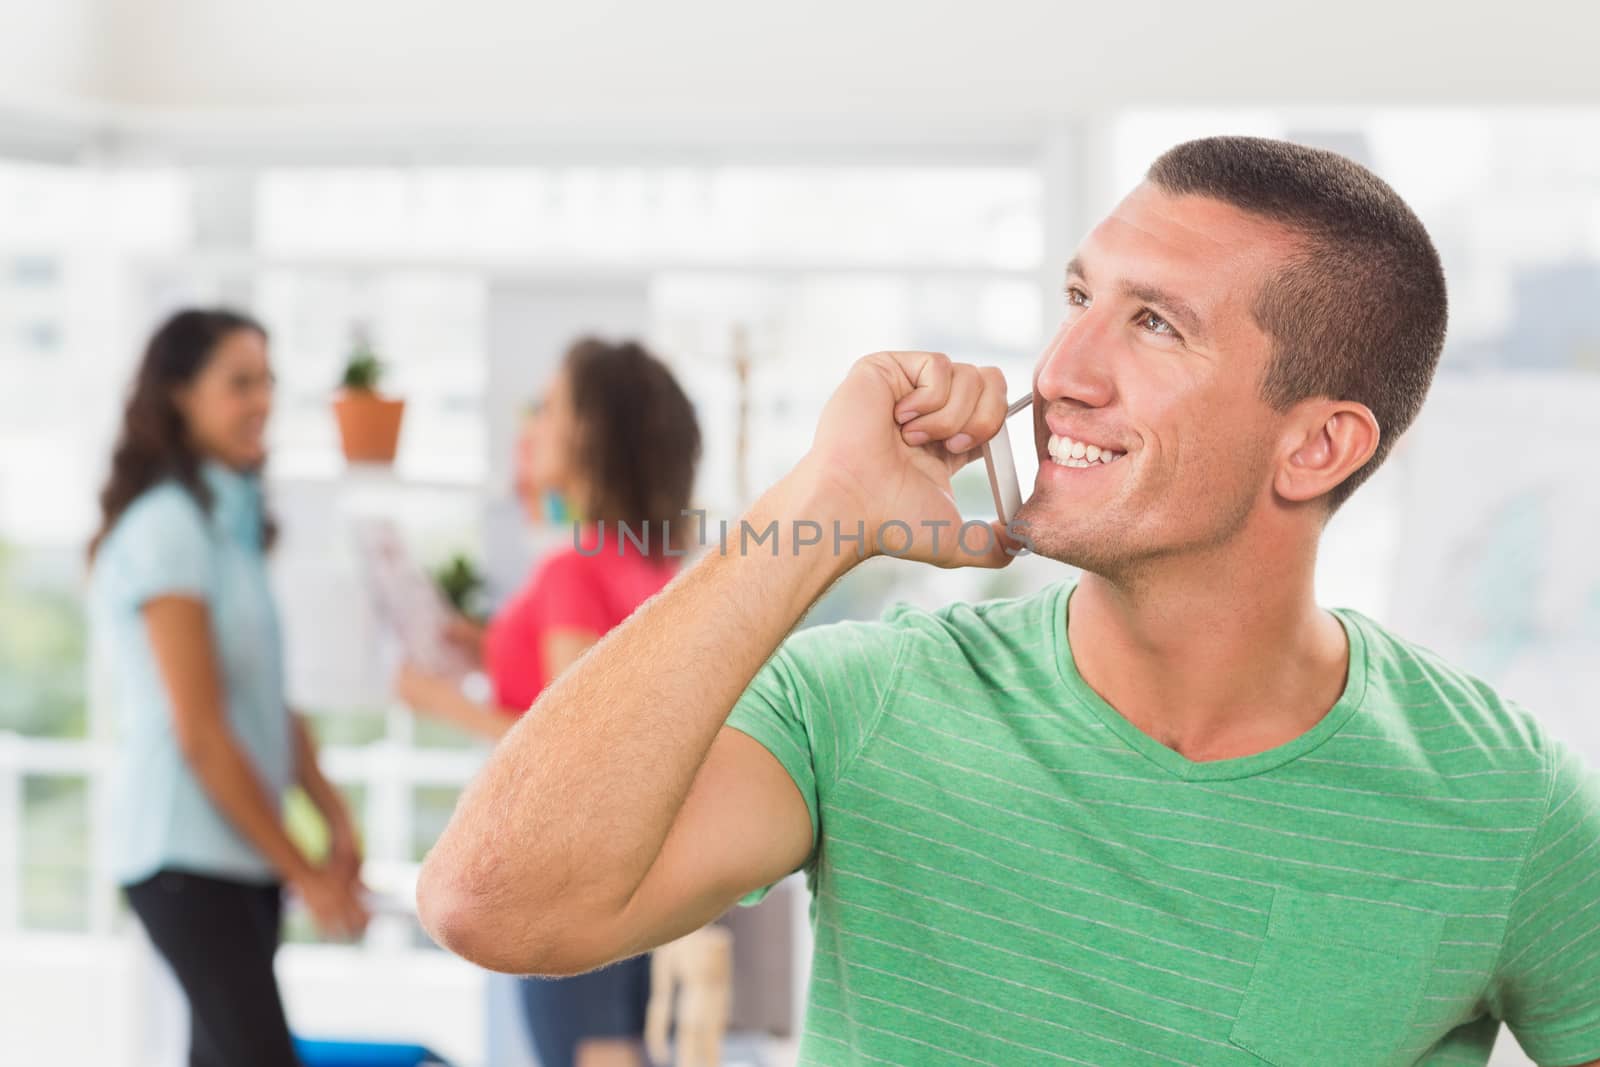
[415,855,609,977]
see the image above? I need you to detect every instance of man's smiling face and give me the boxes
[1015,181,1307,574]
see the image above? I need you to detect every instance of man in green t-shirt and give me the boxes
[420,137,1600,1065]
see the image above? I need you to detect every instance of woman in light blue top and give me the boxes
[88,309,369,1067]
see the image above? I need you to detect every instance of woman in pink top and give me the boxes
[396,336,701,1067]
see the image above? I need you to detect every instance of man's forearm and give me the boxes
[418,467,855,937]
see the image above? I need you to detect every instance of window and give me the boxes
[257,166,1041,268]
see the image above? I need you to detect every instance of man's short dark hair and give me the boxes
[1147,136,1448,509]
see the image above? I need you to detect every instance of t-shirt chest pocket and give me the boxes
[1228,886,1445,1067]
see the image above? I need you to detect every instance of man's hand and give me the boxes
[800,351,1017,569]
[416,350,1017,976]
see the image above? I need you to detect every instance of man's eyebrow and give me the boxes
[1123,283,1209,344]
[1064,257,1209,344]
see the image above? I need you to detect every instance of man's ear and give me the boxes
[1275,400,1380,505]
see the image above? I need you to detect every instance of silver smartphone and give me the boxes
[982,393,1034,525]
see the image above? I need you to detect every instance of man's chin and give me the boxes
[1030,541,1110,572]
[1011,505,1119,572]
[1011,508,1100,566]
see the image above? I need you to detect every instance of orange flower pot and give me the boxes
[332,390,406,464]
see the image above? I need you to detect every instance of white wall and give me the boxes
[0,1,103,109]
[83,0,1600,144]
[2,1,1598,159]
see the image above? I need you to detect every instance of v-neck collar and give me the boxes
[1049,580,1369,782]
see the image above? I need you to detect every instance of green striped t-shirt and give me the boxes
[725,580,1600,1066]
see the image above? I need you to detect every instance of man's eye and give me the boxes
[1064,286,1090,309]
[1136,309,1177,337]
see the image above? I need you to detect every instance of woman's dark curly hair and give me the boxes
[88,308,275,561]
[562,337,701,558]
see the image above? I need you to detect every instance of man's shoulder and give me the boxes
[874,577,1059,630]
[791,580,1066,660]
[805,580,1069,675]
[1337,607,1557,771]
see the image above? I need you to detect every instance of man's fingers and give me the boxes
[933,520,1021,570]
[946,366,1009,455]
[886,351,953,426]
[972,521,1026,569]
[902,362,982,445]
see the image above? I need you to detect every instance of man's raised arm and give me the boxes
[415,351,1014,974]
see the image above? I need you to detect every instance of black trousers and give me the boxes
[125,868,301,1067]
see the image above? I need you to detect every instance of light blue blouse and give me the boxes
[89,460,294,886]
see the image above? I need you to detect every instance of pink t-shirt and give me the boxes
[482,524,679,715]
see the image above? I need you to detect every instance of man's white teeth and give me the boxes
[1047,434,1124,468]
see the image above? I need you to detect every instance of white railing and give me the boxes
[0,710,496,1064]
[0,704,487,943]
[0,730,114,936]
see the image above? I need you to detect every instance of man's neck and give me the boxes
[1067,538,1351,763]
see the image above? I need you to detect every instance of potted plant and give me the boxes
[431,552,487,621]
[332,330,406,464]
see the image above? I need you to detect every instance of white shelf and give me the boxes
[268,464,498,499]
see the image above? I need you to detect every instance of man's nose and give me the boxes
[1034,313,1115,410]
